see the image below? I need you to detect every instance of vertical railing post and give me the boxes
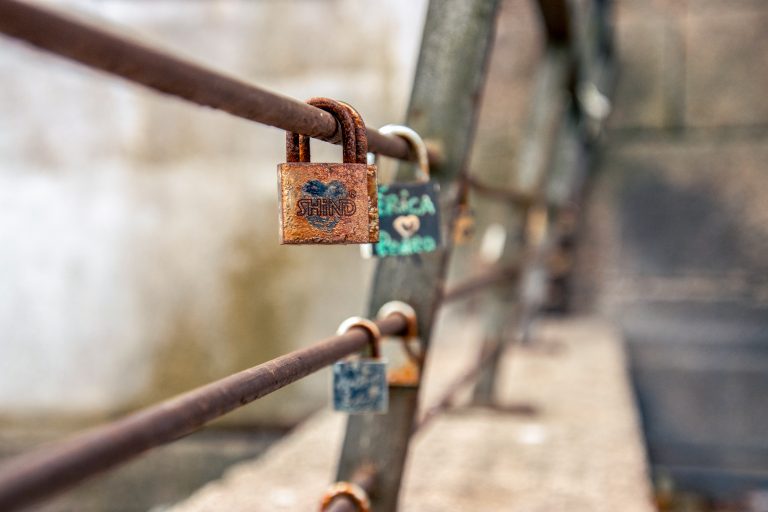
[333,1,502,510]
[471,45,572,405]
[472,0,616,405]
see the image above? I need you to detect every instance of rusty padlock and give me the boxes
[338,100,379,243]
[277,98,379,244]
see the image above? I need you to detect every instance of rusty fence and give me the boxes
[0,1,615,511]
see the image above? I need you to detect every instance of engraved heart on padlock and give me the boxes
[393,214,421,239]
[298,179,357,232]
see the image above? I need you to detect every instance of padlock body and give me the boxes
[373,181,441,257]
[332,359,388,414]
[278,162,375,244]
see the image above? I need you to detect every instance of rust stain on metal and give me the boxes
[278,162,372,244]
[0,1,442,166]
[376,304,422,387]
[387,359,420,387]
[279,98,378,244]
[337,100,379,243]
[0,314,407,511]
[366,163,379,242]
[323,464,377,512]
[320,481,371,512]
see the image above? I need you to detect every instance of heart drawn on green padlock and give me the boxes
[393,214,421,239]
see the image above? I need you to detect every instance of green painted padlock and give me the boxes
[365,125,441,258]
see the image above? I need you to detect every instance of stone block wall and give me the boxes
[578,0,768,502]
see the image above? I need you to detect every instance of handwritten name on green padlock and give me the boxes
[378,185,437,217]
[375,231,438,256]
[376,185,438,257]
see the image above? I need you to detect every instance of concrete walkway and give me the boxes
[170,317,654,511]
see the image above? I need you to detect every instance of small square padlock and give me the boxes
[333,316,388,414]
[277,98,378,245]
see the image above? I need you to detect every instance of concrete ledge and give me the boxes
[170,317,653,511]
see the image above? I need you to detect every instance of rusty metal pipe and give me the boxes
[441,264,521,303]
[0,0,441,166]
[0,315,407,512]
[466,176,536,208]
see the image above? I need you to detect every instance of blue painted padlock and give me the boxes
[333,359,388,414]
[333,317,388,414]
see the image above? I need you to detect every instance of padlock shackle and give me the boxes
[320,481,370,512]
[336,317,381,359]
[338,101,369,164]
[372,125,430,183]
[285,97,360,164]
[285,131,301,162]
[377,301,422,364]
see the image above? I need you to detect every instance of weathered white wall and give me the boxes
[0,0,427,424]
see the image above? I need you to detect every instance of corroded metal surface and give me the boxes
[378,303,422,388]
[339,101,379,243]
[321,481,370,512]
[0,315,407,512]
[278,162,372,244]
[279,98,378,245]
[170,318,653,512]
[366,164,380,242]
[337,101,380,243]
[322,463,377,512]
[0,0,442,165]
[297,98,359,164]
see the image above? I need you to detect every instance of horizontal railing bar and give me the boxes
[466,176,536,208]
[441,264,520,303]
[0,314,407,512]
[414,340,502,434]
[0,0,441,166]
[419,230,569,432]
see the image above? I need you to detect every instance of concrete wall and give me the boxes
[0,0,428,426]
[577,0,768,502]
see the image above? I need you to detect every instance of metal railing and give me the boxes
[0,0,615,510]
